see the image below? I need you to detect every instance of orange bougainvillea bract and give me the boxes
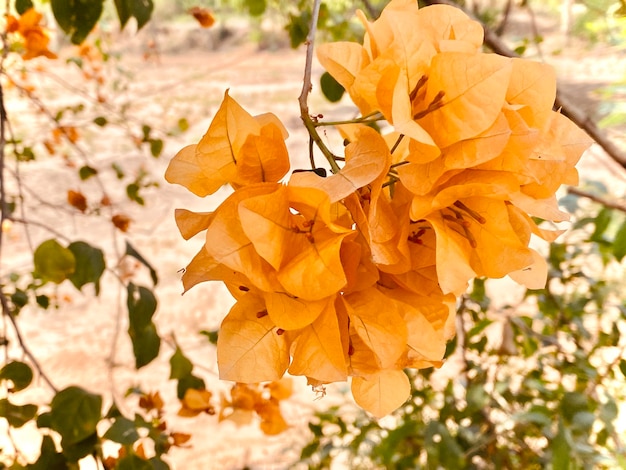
[5,8,57,60]
[166,0,591,418]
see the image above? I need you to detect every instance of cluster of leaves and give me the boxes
[0,361,194,469]
[2,2,192,468]
[1,2,300,466]
[166,0,591,418]
[11,0,154,46]
[297,191,626,468]
[231,0,381,48]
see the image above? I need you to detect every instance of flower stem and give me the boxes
[297,0,341,174]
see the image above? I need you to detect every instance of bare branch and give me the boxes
[298,0,341,174]
[0,291,58,392]
[567,186,626,213]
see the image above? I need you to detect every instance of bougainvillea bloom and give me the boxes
[5,8,57,60]
[166,0,591,418]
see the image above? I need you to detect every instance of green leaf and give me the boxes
[551,419,571,470]
[61,432,98,462]
[50,386,102,446]
[560,392,589,421]
[117,454,153,470]
[176,374,205,400]
[286,11,311,49]
[613,219,626,261]
[51,0,104,45]
[125,242,158,285]
[0,398,38,427]
[36,294,50,309]
[17,147,35,162]
[11,289,28,308]
[571,411,595,433]
[320,71,345,103]
[199,329,218,345]
[169,346,193,380]
[127,283,160,369]
[26,435,69,470]
[103,417,140,445]
[0,361,33,391]
[115,0,154,30]
[150,139,163,157]
[177,118,189,132]
[148,457,171,470]
[127,182,145,205]
[78,165,98,180]
[68,241,106,295]
[36,411,52,429]
[33,239,76,284]
[93,116,108,127]
[590,207,612,242]
[245,0,266,16]
[15,0,34,15]
[112,162,125,179]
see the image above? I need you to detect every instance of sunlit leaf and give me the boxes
[33,239,75,284]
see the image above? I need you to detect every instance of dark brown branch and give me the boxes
[421,0,626,170]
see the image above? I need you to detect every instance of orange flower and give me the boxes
[165,90,289,197]
[6,8,57,60]
[166,0,592,418]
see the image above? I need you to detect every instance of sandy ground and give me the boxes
[2,14,626,470]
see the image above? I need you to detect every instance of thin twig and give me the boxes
[567,186,626,213]
[298,0,341,174]
[0,292,58,392]
[421,0,626,170]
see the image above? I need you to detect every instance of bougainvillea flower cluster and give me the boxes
[166,0,591,417]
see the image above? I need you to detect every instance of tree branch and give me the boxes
[567,186,626,213]
[298,0,341,174]
[421,0,626,170]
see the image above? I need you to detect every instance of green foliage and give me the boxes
[127,283,161,369]
[51,0,105,45]
[320,71,345,103]
[49,386,102,447]
[15,0,33,15]
[0,399,38,428]
[0,361,33,392]
[125,241,159,285]
[297,191,626,468]
[67,241,106,294]
[114,0,155,30]
[33,239,76,284]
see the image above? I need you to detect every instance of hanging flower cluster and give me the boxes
[166,0,591,417]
